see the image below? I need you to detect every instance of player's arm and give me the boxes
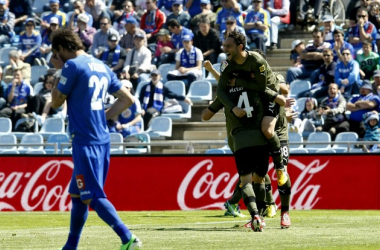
[202,97,224,121]
[106,86,134,120]
[216,69,236,113]
[51,75,67,109]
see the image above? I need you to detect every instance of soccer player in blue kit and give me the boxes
[50,29,142,250]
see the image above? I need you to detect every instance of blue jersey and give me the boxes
[215,7,244,33]
[42,11,67,29]
[20,30,42,56]
[58,54,122,145]
[171,27,193,49]
[6,81,31,107]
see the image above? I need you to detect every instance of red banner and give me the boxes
[0,155,379,211]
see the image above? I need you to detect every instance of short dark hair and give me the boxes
[167,19,181,29]
[333,29,344,36]
[322,48,333,54]
[51,29,85,53]
[362,40,372,46]
[227,31,246,50]
[199,17,210,25]
[312,29,323,37]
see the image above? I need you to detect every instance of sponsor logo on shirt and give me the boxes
[220,60,228,72]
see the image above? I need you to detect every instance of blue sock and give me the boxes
[63,197,89,250]
[90,198,132,244]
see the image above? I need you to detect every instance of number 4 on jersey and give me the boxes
[237,92,253,117]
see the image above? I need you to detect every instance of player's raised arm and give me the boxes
[106,86,134,120]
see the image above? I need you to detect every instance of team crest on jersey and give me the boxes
[60,76,67,85]
[121,109,132,118]
[259,64,265,73]
[220,60,228,72]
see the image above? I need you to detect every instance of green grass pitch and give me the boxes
[1,210,380,249]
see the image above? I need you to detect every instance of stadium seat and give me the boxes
[134,80,149,98]
[32,0,50,15]
[332,132,359,153]
[158,63,176,83]
[289,148,309,154]
[288,132,303,149]
[145,116,172,139]
[0,149,20,154]
[205,63,221,86]
[315,148,336,153]
[38,118,65,140]
[305,132,331,153]
[289,80,311,98]
[45,133,70,154]
[31,65,49,86]
[33,82,44,95]
[161,100,191,121]
[0,117,12,134]
[125,132,151,154]
[165,80,186,96]
[13,118,39,140]
[186,80,212,103]
[294,97,316,114]
[109,132,124,154]
[0,134,17,153]
[18,134,44,154]
[26,149,47,154]
[0,46,18,67]
[205,149,226,154]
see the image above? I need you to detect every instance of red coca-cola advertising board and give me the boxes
[0,155,379,211]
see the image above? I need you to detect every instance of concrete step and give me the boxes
[172,121,226,140]
[266,49,292,58]
[183,130,227,140]
[267,57,291,67]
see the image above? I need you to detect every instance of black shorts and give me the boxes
[263,100,280,118]
[280,140,289,166]
[234,145,269,177]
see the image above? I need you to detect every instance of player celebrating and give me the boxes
[50,29,142,250]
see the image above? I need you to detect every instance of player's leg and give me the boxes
[278,141,292,229]
[224,179,245,217]
[263,174,277,218]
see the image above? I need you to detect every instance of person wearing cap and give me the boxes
[112,0,140,36]
[153,28,174,67]
[140,0,165,43]
[335,48,361,99]
[139,69,192,126]
[9,0,32,34]
[3,50,31,85]
[330,29,354,62]
[165,0,191,29]
[91,16,120,57]
[97,34,127,75]
[372,70,380,97]
[319,15,342,44]
[119,17,147,52]
[40,17,60,59]
[68,0,93,31]
[348,8,377,55]
[40,0,67,33]
[265,0,290,50]
[361,110,380,152]
[74,13,96,52]
[244,0,270,53]
[290,39,304,67]
[190,0,216,32]
[167,33,203,87]
[193,17,220,64]
[123,33,152,89]
[356,41,380,81]
[0,0,15,46]
[215,0,243,34]
[19,18,42,66]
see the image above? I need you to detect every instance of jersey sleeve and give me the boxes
[234,56,268,93]
[108,70,122,94]
[208,97,224,113]
[216,62,236,112]
[58,61,77,96]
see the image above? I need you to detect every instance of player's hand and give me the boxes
[274,95,286,106]
[50,52,64,69]
[203,60,213,72]
[285,98,295,108]
[232,106,246,117]
[285,109,298,122]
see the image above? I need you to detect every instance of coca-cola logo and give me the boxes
[0,160,73,211]
[177,159,329,210]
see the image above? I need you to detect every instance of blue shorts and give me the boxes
[69,142,111,201]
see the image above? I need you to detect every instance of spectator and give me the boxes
[165,1,191,29]
[74,13,96,52]
[317,83,347,140]
[123,33,152,89]
[139,69,192,126]
[291,97,323,134]
[109,0,126,19]
[369,2,380,30]
[215,0,243,34]
[153,28,174,67]
[348,8,377,54]
[113,80,143,137]
[320,15,343,44]
[40,0,67,33]
[286,29,330,85]
[85,0,111,29]
[372,70,380,97]
[119,17,147,52]
[349,0,370,27]
[330,29,355,62]
[0,69,31,128]
[335,48,361,99]
[167,34,203,88]
[9,0,32,34]
[158,0,177,16]
[19,18,42,66]
[244,0,270,53]
[298,0,322,24]
[193,18,220,64]
[40,17,60,61]
[287,0,297,30]
[218,16,246,62]
[0,66,6,110]
[68,0,93,31]
[356,41,380,80]
[3,50,31,85]
[186,0,202,18]
[113,1,140,35]
[98,34,127,76]
[266,0,290,50]
[140,0,165,43]
[361,110,380,152]
[0,0,15,46]
[190,0,217,32]
[91,17,120,57]
[343,80,380,138]
[290,39,305,67]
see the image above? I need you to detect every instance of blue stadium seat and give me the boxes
[186,80,212,103]
[18,134,44,154]
[0,118,12,135]
[45,133,70,154]
[145,116,172,139]
[38,118,65,140]
[0,134,17,153]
